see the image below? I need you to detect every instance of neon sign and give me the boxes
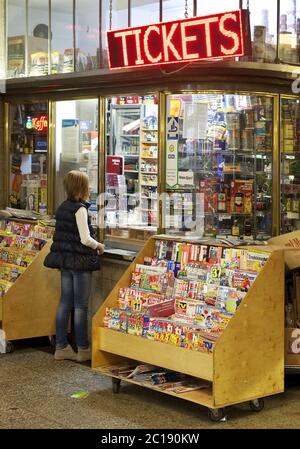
[107,10,251,70]
[26,115,48,132]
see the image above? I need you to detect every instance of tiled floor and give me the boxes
[1,341,300,429]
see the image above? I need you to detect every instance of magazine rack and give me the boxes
[92,236,285,421]
[0,241,60,352]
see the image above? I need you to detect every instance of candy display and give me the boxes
[104,239,269,353]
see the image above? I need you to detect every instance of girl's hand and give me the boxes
[97,243,105,256]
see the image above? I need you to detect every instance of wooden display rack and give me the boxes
[0,241,60,353]
[92,236,285,421]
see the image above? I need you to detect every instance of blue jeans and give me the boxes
[56,270,92,350]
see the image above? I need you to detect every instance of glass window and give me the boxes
[249,0,277,63]
[163,0,193,21]
[279,0,300,64]
[165,93,274,241]
[0,0,5,80]
[8,101,49,214]
[280,97,300,233]
[7,0,26,78]
[75,0,100,71]
[105,95,159,244]
[131,0,159,26]
[54,99,99,225]
[28,0,49,76]
[101,0,128,68]
[197,0,238,15]
[51,0,74,74]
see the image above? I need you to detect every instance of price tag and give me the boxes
[218,214,232,221]
[211,268,222,279]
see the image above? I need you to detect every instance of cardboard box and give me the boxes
[268,231,300,270]
[285,328,300,366]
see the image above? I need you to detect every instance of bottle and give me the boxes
[244,219,252,237]
[234,191,244,213]
[217,182,227,212]
[232,219,240,237]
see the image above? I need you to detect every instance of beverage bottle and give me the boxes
[232,219,240,237]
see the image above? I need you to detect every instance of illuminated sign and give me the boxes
[107,10,251,70]
[26,115,48,132]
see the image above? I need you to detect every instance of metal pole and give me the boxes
[25,0,29,77]
[99,0,102,69]
[73,0,76,72]
[275,0,280,63]
[193,0,197,16]
[128,0,131,27]
[48,0,51,75]
[159,0,163,22]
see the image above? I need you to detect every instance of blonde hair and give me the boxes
[63,170,90,202]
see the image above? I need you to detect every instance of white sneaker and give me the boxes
[54,344,77,361]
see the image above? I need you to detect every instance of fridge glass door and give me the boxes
[281,97,300,233]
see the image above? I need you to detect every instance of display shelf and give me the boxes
[93,236,285,416]
[125,170,139,173]
[123,154,139,158]
[141,141,158,145]
[140,183,157,187]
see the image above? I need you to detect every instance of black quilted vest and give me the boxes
[44,200,101,271]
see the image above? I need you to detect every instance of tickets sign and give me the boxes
[107,10,251,70]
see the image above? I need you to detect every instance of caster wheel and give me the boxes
[249,398,264,412]
[208,408,227,422]
[6,341,14,354]
[48,335,56,348]
[112,379,121,394]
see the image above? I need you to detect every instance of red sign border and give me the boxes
[107,9,249,70]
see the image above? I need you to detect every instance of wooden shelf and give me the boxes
[95,367,214,408]
[93,235,286,413]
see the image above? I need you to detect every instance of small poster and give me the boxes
[183,102,208,140]
[107,155,124,175]
[178,171,194,187]
[170,98,182,117]
[61,119,80,162]
[166,141,178,188]
[167,116,179,140]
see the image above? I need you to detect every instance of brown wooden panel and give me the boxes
[2,242,60,341]
[214,250,285,407]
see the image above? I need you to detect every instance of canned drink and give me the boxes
[227,129,240,149]
[241,129,254,150]
[226,112,240,130]
[244,110,254,128]
[255,121,266,136]
[224,96,236,112]
[253,26,266,62]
